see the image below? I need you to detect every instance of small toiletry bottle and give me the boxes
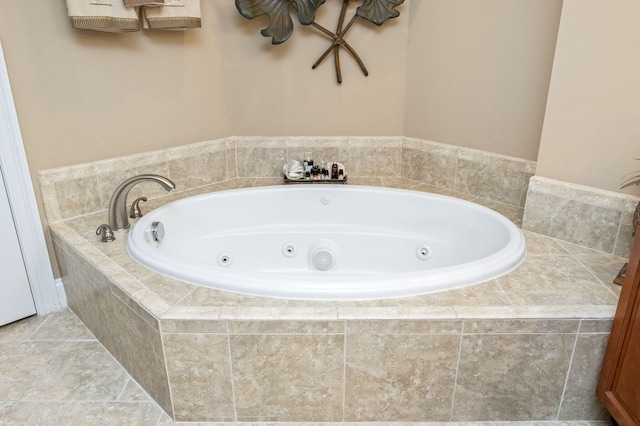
[331,162,338,180]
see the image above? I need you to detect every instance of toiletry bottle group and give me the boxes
[301,154,344,180]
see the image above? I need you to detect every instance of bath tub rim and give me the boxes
[126,184,527,301]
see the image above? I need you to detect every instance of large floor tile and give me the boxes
[29,308,95,341]
[0,341,63,400]
[0,401,62,426]
[53,401,162,425]
[21,341,129,401]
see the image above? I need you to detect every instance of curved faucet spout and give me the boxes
[108,174,175,231]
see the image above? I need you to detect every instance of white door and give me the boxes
[0,39,59,319]
[0,164,36,326]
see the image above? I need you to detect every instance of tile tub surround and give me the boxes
[402,137,536,207]
[275,136,536,211]
[43,170,624,422]
[523,176,640,258]
[38,138,627,422]
[37,136,536,226]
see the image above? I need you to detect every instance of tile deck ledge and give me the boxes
[50,178,622,323]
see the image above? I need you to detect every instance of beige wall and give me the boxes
[536,0,640,194]
[0,1,563,179]
[403,0,562,161]
[0,1,407,179]
[0,2,230,171]
[225,1,408,137]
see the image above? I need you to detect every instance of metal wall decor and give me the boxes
[235,0,404,83]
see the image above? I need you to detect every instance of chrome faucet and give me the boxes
[108,174,175,230]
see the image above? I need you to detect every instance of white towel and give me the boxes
[142,0,201,30]
[124,0,164,6]
[67,0,140,32]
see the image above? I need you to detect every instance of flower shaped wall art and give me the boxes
[235,0,404,83]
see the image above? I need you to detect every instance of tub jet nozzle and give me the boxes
[312,249,335,271]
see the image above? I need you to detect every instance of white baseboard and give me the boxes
[55,278,68,309]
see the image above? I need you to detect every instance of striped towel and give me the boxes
[67,0,140,32]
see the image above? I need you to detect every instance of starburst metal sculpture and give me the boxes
[235,0,404,83]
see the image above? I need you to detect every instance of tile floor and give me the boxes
[0,309,168,425]
[0,308,614,425]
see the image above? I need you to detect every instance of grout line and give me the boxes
[226,321,238,422]
[154,408,165,426]
[611,210,624,256]
[449,329,464,421]
[115,378,131,401]
[15,397,159,403]
[26,315,50,340]
[27,337,96,342]
[494,277,515,306]
[158,322,177,421]
[170,286,197,310]
[563,247,621,299]
[342,321,347,422]
[556,326,580,421]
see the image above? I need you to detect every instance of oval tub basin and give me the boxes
[127,185,526,300]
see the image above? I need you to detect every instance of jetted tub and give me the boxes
[127,185,526,300]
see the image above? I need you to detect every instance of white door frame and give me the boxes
[0,40,60,315]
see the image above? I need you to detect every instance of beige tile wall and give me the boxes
[51,233,174,418]
[38,138,236,224]
[37,136,536,225]
[523,176,640,257]
[402,137,536,207]
[154,317,610,422]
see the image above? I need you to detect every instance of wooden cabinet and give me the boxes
[597,226,640,425]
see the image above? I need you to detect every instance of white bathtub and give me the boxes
[127,185,526,300]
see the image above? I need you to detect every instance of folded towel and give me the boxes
[67,0,140,32]
[142,0,201,30]
[124,0,164,6]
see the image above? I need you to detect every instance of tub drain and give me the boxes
[312,249,335,271]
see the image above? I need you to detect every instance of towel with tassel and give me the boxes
[124,0,164,6]
[142,0,201,30]
[66,0,140,32]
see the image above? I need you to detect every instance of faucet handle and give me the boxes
[129,197,148,219]
[96,224,116,243]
